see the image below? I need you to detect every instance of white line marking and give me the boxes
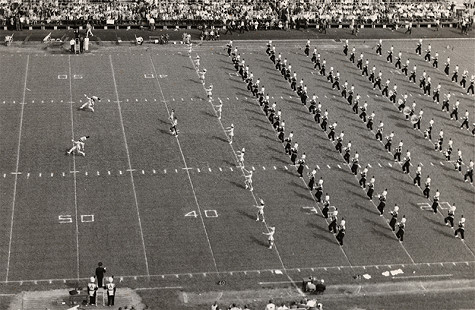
[262,166,266,170]
[219,167,222,171]
[273,166,277,169]
[392,274,452,279]
[110,55,150,277]
[388,163,392,167]
[337,165,341,169]
[368,164,372,168]
[150,54,219,274]
[284,166,288,170]
[378,163,382,167]
[6,55,29,282]
[39,173,42,177]
[327,165,331,169]
[317,165,320,169]
[26,173,30,179]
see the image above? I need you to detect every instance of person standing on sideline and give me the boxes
[432,190,440,214]
[396,216,406,242]
[106,277,116,307]
[87,277,98,306]
[263,227,275,249]
[225,124,234,144]
[95,262,107,288]
[444,204,456,228]
[367,176,375,199]
[389,205,399,231]
[336,218,346,246]
[377,189,387,215]
[255,199,265,222]
[423,176,431,198]
[454,216,465,241]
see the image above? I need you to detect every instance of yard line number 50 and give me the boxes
[58,214,94,224]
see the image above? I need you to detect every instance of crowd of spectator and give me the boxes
[0,0,470,30]
[211,298,323,310]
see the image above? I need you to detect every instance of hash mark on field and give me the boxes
[219,167,222,171]
[285,166,288,170]
[317,165,320,169]
[197,168,200,172]
[175,169,178,173]
[152,170,156,174]
[388,163,392,167]
[108,171,111,175]
[368,164,372,168]
[252,166,256,171]
[119,170,123,175]
[337,165,341,169]
[208,168,212,172]
[262,166,266,170]
[85,172,88,176]
[62,172,65,177]
[230,167,233,171]
[378,163,382,167]
[97,171,100,176]
[431,162,434,166]
[27,173,30,179]
[327,165,331,169]
[274,166,277,170]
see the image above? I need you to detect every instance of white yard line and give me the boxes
[68,55,80,280]
[188,52,304,296]
[5,55,29,282]
[148,54,219,273]
[109,55,150,277]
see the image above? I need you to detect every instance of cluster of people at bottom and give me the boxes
[211,299,324,310]
[211,279,326,310]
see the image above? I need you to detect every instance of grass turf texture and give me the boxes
[0,30,473,309]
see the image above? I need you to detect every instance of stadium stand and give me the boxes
[0,0,471,31]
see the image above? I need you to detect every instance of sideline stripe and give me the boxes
[110,55,150,277]
[6,55,29,282]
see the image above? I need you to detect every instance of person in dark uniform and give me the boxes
[351,152,359,175]
[359,166,368,188]
[375,121,384,141]
[402,151,411,174]
[328,122,337,141]
[284,132,293,154]
[396,216,406,242]
[467,75,474,95]
[314,104,322,123]
[336,218,346,246]
[95,262,107,288]
[384,132,394,152]
[308,168,316,190]
[409,65,417,83]
[389,205,399,231]
[297,153,306,177]
[290,143,298,165]
[394,141,403,162]
[328,209,338,233]
[343,142,351,163]
[367,111,375,130]
[343,39,349,56]
[304,40,310,56]
[413,164,422,186]
[423,176,431,198]
[335,132,344,153]
[415,39,422,55]
[322,193,330,218]
[377,189,387,215]
[365,177,374,200]
[444,204,456,228]
[375,39,382,56]
[431,190,440,214]
[464,160,473,183]
[320,110,328,131]
[454,216,465,240]
[314,178,323,202]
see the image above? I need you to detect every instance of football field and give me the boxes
[0,38,473,303]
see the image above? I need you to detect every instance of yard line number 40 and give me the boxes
[185,210,218,218]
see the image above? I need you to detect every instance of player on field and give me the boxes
[212,98,223,120]
[255,199,265,222]
[225,124,234,144]
[236,148,245,167]
[198,68,207,84]
[80,95,100,112]
[263,227,275,249]
[243,167,253,191]
[66,136,89,156]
